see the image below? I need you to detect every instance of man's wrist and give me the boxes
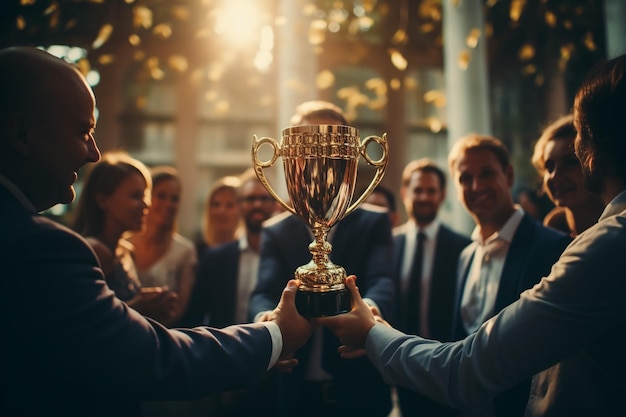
[261,321,282,370]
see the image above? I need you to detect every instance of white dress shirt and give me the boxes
[461,208,524,334]
[236,235,260,324]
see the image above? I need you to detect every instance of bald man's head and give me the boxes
[0,46,100,211]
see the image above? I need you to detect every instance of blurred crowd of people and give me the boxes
[2,45,625,417]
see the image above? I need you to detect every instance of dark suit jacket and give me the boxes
[452,213,571,417]
[392,223,471,341]
[392,222,470,417]
[249,206,395,416]
[182,240,241,328]
[1,184,274,417]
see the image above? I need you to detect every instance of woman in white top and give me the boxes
[127,166,197,327]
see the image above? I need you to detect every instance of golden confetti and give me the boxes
[423,89,446,108]
[485,22,493,38]
[365,77,387,93]
[150,67,165,80]
[391,29,408,44]
[563,20,572,29]
[16,16,25,30]
[92,24,114,49]
[584,32,597,51]
[170,5,190,20]
[20,0,36,5]
[48,9,60,29]
[362,0,376,13]
[545,11,556,27]
[133,5,153,29]
[458,50,471,70]
[98,54,115,65]
[153,23,172,39]
[214,100,230,115]
[129,34,141,46]
[535,74,544,86]
[427,116,443,133]
[418,0,441,21]
[168,55,188,72]
[316,70,335,90]
[390,78,401,91]
[309,20,327,46]
[510,0,526,22]
[303,4,317,17]
[486,0,498,7]
[404,76,418,90]
[518,44,535,61]
[77,58,91,76]
[389,49,407,71]
[65,19,77,30]
[420,23,435,33]
[466,28,481,48]
[43,2,58,16]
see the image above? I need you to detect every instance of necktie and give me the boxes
[405,231,426,334]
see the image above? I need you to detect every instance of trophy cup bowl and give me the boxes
[252,125,388,317]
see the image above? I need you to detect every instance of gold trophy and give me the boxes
[252,125,388,317]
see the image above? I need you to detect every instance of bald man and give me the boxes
[0,46,311,417]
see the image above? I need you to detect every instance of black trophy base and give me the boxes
[295,288,351,318]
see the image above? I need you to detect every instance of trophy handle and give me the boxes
[252,135,297,216]
[344,133,389,216]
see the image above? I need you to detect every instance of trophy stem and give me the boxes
[294,225,351,317]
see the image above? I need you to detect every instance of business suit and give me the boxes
[451,212,571,416]
[393,222,471,340]
[392,222,471,417]
[362,191,626,416]
[183,240,241,328]
[249,205,395,416]
[1,183,275,417]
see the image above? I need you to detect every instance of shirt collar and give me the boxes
[471,206,524,244]
[408,218,440,240]
[0,174,38,213]
[238,234,251,252]
[600,190,626,220]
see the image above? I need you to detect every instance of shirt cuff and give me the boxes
[363,298,383,319]
[261,321,282,370]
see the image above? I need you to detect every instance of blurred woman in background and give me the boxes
[72,151,175,324]
[532,114,605,237]
[127,166,197,327]
[196,175,242,254]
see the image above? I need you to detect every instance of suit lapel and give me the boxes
[495,214,535,312]
[393,233,407,281]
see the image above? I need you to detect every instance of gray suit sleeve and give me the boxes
[364,216,625,413]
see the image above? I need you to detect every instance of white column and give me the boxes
[276,0,318,129]
[604,0,626,59]
[442,0,491,234]
[270,0,318,199]
[174,74,200,238]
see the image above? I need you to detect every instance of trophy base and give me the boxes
[295,288,351,318]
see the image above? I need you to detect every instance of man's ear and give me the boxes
[7,113,30,157]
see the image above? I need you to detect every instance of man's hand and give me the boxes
[270,280,313,365]
[315,275,377,350]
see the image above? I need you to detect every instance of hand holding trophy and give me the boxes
[252,125,388,317]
